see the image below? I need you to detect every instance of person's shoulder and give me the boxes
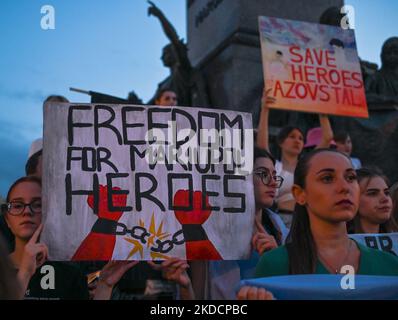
[358,242,398,262]
[255,245,289,278]
[275,160,283,173]
[357,242,398,275]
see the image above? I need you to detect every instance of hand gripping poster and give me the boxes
[41,102,254,261]
[258,16,368,118]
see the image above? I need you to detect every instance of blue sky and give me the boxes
[0,0,397,197]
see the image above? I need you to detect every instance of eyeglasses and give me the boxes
[254,170,284,188]
[4,200,42,216]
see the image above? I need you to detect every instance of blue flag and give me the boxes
[239,275,398,300]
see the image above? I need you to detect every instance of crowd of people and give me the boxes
[1,87,398,301]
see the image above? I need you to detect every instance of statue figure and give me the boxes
[359,59,378,84]
[365,37,398,106]
[147,1,210,107]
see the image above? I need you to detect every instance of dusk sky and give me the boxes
[0,0,397,197]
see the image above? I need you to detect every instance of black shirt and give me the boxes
[24,261,89,300]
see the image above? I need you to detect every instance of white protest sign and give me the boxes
[41,103,255,261]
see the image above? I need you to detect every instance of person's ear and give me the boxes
[292,184,306,206]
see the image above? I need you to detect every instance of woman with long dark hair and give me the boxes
[257,89,334,227]
[238,149,398,299]
[347,167,398,234]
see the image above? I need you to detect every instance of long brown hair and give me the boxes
[5,176,42,203]
[1,176,42,251]
[347,167,398,234]
[285,148,352,274]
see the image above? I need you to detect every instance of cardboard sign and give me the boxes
[350,233,398,256]
[41,103,255,261]
[259,16,368,118]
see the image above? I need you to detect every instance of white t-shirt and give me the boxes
[275,160,295,204]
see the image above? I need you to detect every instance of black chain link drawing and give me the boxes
[115,222,185,254]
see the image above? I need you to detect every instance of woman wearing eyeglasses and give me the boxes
[206,147,289,299]
[252,147,288,251]
[2,176,191,300]
[257,89,334,228]
[2,176,142,300]
[1,176,90,299]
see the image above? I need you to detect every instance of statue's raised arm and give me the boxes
[147,1,191,69]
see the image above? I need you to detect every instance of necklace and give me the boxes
[317,239,353,274]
